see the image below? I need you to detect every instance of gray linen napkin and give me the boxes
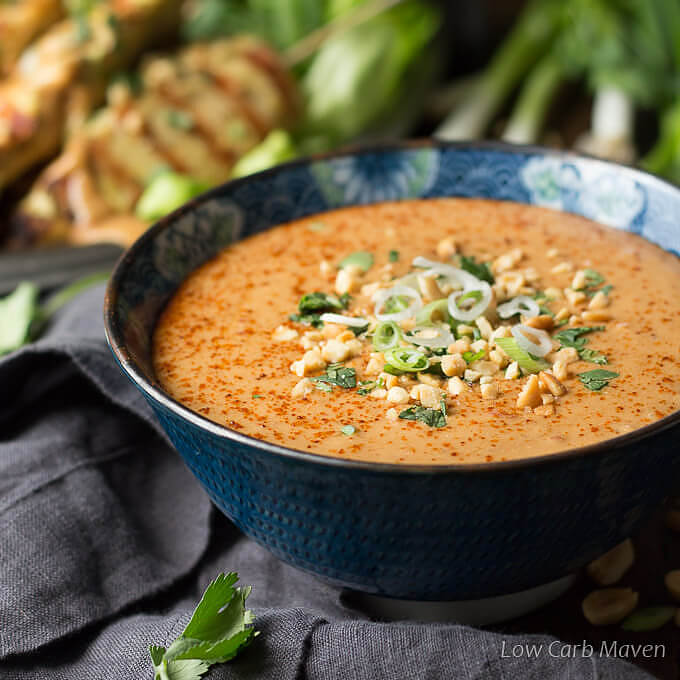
[0,285,653,679]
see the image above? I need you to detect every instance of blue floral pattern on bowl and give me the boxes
[105,142,680,601]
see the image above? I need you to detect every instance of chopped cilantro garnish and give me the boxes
[289,312,324,328]
[298,292,350,314]
[538,305,554,317]
[388,249,399,262]
[311,364,357,390]
[252,394,263,399]
[338,251,374,272]
[462,349,485,364]
[582,269,605,289]
[554,326,605,350]
[340,425,357,436]
[579,349,608,365]
[357,377,384,395]
[587,283,613,297]
[459,255,494,284]
[148,572,256,680]
[399,402,447,428]
[578,369,619,391]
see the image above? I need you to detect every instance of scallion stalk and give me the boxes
[502,55,563,145]
[435,0,562,140]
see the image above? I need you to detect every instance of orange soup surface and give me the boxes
[153,199,680,464]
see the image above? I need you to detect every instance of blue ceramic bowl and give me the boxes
[104,141,680,601]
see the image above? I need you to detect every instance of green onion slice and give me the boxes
[448,281,492,322]
[415,298,450,325]
[372,321,401,351]
[383,347,430,373]
[408,325,454,349]
[495,337,550,374]
[373,285,423,322]
[338,251,374,272]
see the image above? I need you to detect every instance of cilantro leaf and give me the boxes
[459,255,494,284]
[288,312,323,328]
[311,364,356,390]
[579,349,608,365]
[388,249,399,262]
[298,292,350,314]
[581,269,605,289]
[553,326,605,350]
[399,405,447,428]
[149,573,256,680]
[578,369,619,391]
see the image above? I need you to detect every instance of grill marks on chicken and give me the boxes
[10,36,299,247]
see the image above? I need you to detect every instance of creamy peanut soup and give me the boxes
[153,199,680,464]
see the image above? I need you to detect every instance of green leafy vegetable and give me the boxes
[298,292,350,314]
[136,171,210,221]
[578,348,608,365]
[149,572,256,680]
[288,313,323,328]
[582,269,605,289]
[398,402,447,428]
[458,255,495,284]
[462,349,485,364]
[0,273,109,356]
[311,363,357,389]
[252,394,263,399]
[0,282,39,356]
[554,325,607,362]
[388,249,399,262]
[553,326,605,349]
[621,606,675,632]
[577,369,619,391]
[494,337,550,374]
[338,251,374,272]
[340,424,357,436]
[357,377,384,395]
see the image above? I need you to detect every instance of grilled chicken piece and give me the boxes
[0,0,182,192]
[11,36,299,247]
[0,0,64,75]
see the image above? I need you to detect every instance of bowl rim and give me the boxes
[104,138,680,475]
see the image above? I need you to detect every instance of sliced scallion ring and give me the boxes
[412,256,480,291]
[448,281,492,322]
[372,321,401,351]
[511,324,553,357]
[408,325,454,349]
[383,347,430,373]
[415,298,450,325]
[373,285,423,322]
[494,337,549,374]
[497,295,540,319]
[319,313,369,327]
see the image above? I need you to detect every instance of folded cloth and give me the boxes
[0,285,653,680]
